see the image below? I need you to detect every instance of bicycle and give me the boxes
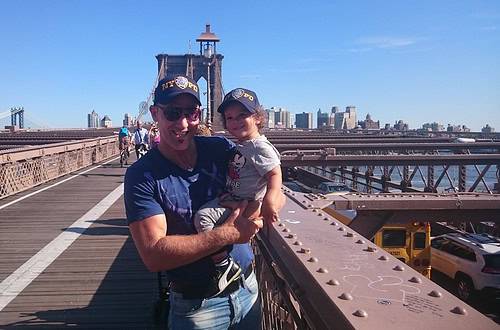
[119,136,130,167]
[120,147,129,167]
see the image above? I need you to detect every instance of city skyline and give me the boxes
[1,1,499,131]
[79,107,493,133]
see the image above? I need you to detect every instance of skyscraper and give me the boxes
[317,108,329,128]
[87,110,99,128]
[272,107,292,128]
[333,106,357,130]
[265,108,275,128]
[296,112,313,129]
[123,113,133,127]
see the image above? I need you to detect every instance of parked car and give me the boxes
[283,181,311,193]
[430,232,500,301]
[315,182,352,195]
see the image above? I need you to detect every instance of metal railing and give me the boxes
[279,150,500,194]
[0,137,119,199]
[254,189,498,329]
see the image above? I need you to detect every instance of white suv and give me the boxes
[431,233,500,301]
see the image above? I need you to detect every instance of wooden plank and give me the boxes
[0,159,160,328]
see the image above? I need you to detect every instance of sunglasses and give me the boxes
[156,105,201,122]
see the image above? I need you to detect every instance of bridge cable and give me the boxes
[137,58,164,122]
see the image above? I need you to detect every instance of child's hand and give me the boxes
[261,199,280,223]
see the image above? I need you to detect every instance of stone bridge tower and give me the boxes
[155,24,224,130]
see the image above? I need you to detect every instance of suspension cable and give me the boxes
[137,58,164,122]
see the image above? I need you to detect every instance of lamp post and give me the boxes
[196,24,220,131]
[205,50,212,129]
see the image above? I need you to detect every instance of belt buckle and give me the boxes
[219,279,241,297]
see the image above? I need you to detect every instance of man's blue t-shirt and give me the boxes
[124,136,254,283]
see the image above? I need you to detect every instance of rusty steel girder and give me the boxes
[274,142,500,153]
[255,188,497,329]
[280,152,500,167]
[297,192,500,239]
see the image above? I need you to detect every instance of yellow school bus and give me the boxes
[323,208,432,278]
[372,223,431,278]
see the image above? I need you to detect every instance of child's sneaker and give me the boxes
[210,257,242,297]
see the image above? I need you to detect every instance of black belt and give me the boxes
[171,264,253,299]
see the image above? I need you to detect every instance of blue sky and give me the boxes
[0,0,499,131]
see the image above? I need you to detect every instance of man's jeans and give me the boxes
[168,271,261,330]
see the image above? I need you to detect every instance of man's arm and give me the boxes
[129,201,262,272]
[261,166,285,223]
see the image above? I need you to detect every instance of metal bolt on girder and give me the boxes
[317,212,323,216]
[327,279,340,286]
[293,241,303,246]
[353,310,368,317]
[317,268,328,273]
[309,204,314,208]
[283,228,291,233]
[428,290,442,298]
[308,257,318,262]
[331,222,338,226]
[345,232,354,237]
[338,227,346,231]
[338,293,353,300]
[365,246,377,252]
[356,239,365,244]
[300,248,311,254]
[378,256,389,261]
[451,306,467,315]
[286,234,297,239]
[323,217,329,221]
[393,265,405,271]
[409,277,422,283]
[278,222,285,227]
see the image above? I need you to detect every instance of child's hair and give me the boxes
[196,124,212,136]
[222,104,266,130]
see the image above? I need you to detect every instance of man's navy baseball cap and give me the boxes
[154,75,201,106]
[217,88,260,114]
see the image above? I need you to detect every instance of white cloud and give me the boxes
[479,26,498,31]
[238,74,262,79]
[356,36,419,49]
[347,47,371,53]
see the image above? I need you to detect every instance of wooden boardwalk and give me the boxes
[0,157,160,329]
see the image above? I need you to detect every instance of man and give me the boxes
[118,125,131,152]
[124,75,283,329]
[132,121,149,159]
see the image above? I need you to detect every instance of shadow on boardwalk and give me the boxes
[3,220,161,329]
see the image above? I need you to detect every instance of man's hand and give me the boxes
[219,200,263,244]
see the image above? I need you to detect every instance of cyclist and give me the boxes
[118,125,131,152]
[132,121,149,159]
[118,125,131,166]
